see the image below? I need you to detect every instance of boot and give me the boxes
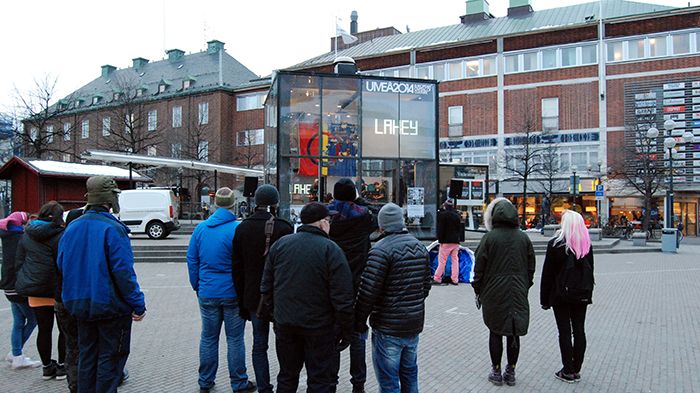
[488,365,503,386]
[503,364,516,386]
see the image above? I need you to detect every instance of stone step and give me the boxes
[134,255,187,263]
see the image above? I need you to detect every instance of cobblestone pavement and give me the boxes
[1,247,699,393]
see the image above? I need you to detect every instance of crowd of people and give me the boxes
[0,175,595,393]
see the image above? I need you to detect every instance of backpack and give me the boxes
[556,252,594,303]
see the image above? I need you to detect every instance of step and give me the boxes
[134,256,187,263]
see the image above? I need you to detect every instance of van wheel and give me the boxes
[146,221,166,239]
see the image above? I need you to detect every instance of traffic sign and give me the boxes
[595,184,604,200]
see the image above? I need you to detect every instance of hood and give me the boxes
[205,206,237,228]
[25,219,64,241]
[484,198,519,230]
[328,200,368,222]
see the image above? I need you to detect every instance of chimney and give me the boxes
[101,65,116,78]
[350,11,358,35]
[461,0,494,24]
[507,0,533,17]
[132,57,149,71]
[166,49,185,63]
[207,40,225,54]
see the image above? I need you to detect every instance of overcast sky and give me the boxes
[1,0,697,113]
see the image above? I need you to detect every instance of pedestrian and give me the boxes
[354,202,432,393]
[57,176,146,393]
[540,210,594,383]
[14,201,67,381]
[0,211,41,369]
[327,178,377,393]
[260,202,354,393]
[434,199,462,285]
[472,197,535,387]
[187,186,256,393]
[232,184,293,393]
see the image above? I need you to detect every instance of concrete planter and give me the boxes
[588,228,603,241]
[632,232,647,247]
[543,224,560,237]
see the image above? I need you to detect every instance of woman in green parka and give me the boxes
[472,198,535,387]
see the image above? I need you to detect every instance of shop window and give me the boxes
[448,106,463,137]
[627,38,645,60]
[542,49,557,69]
[672,33,691,55]
[607,41,623,62]
[542,98,559,132]
[321,77,360,159]
[562,47,577,66]
[581,44,597,64]
[649,35,667,57]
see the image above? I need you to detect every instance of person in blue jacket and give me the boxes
[187,187,255,393]
[57,176,146,393]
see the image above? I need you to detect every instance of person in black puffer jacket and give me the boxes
[355,203,432,393]
[434,199,463,285]
[328,178,377,393]
[15,201,66,380]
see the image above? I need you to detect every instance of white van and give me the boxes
[118,189,180,239]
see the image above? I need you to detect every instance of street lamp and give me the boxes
[662,118,693,229]
[571,165,578,210]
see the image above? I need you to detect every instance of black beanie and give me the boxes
[333,178,357,202]
[254,184,280,206]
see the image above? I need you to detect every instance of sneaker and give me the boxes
[199,382,215,393]
[574,372,581,382]
[42,360,57,380]
[11,355,41,369]
[503,364,516,386]
[555,369,576,384]
[450,280,459,286]
[488,366,503,386]
[233,381,257,393]
[431,280,445,286]
[119,369,129,386]
[5,351,13,363]
[56,363,67,380]
[352,383,365,393]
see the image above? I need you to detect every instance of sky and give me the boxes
[1,0,698,114]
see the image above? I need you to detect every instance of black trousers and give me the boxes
[56,302,79,393]
[553,303,588,374]
[33,305,65,366]
[489,331,520,368]
[274,326,337,393]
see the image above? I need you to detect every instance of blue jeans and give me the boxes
[77,315,132,393]
[198,297,249,391]
[372,331,419,393]
[251,315,273,393]
[10,301,37,356]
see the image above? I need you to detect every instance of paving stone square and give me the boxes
[1,247,699,392]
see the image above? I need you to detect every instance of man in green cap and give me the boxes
[57,176,146,393]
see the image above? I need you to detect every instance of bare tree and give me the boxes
[180,120,216,200]
[232,129,263,169]
[98,74,161,155]
[611,125,665,232]
[504,106,546,228]
[12,75,77,159]
[534,138,561,225]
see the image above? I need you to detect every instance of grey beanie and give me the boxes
[378,203,405,232]
[254,184,280,206]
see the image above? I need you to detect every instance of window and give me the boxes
[649,35,667,57]
[628,38,645,59]
[236,93,266,111]
[147,146,157,156]
[147,110,157,131]
[183,79,191,89]
[581,44,597,64]
[62,154,71,162]
[505,55,519,73]
[433,64,445,81]
[607,41,623,61]
[466,60,480,77]
[482,57,496,75]
[92,96,100,105]
[237,129,264,146]
[158,84,167,93]
[542,98,559,132]
[198,102,209,125]
[522,52,537,71]
[113,92,120,101]
[75,100,82,108]
[542,49,557,69]
[63,122,71,141]
[447,61,462,80]
[396,67,410,78]
[125,114,134,132]
[46,125,54,143]
[171,143,182,159]
[136,88,144,97]
[198,140,209,162]
[562,47,577,66]
[571,152,587,168]
[30,127,38,142]
[102,117,111,136]
[172,106,182,128]
[673,33,691,55]
[81,120,89,139]
[448,106,463,137]
[415,65,430,79]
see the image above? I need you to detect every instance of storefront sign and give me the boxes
[664,82,686,90]
[664,106,685,113]
[663,98,685,106]
[635,92,656,100]
[663,90,685,98]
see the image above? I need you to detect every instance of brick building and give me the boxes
[289,0,700,235]
[20,40,268,211]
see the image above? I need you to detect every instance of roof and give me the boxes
[288,0,677,69]
[0,156,150,181]
[66,49,260,107]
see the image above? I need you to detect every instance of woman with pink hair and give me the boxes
[540,210,595,384]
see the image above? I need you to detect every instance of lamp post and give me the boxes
[571,165,577,210]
